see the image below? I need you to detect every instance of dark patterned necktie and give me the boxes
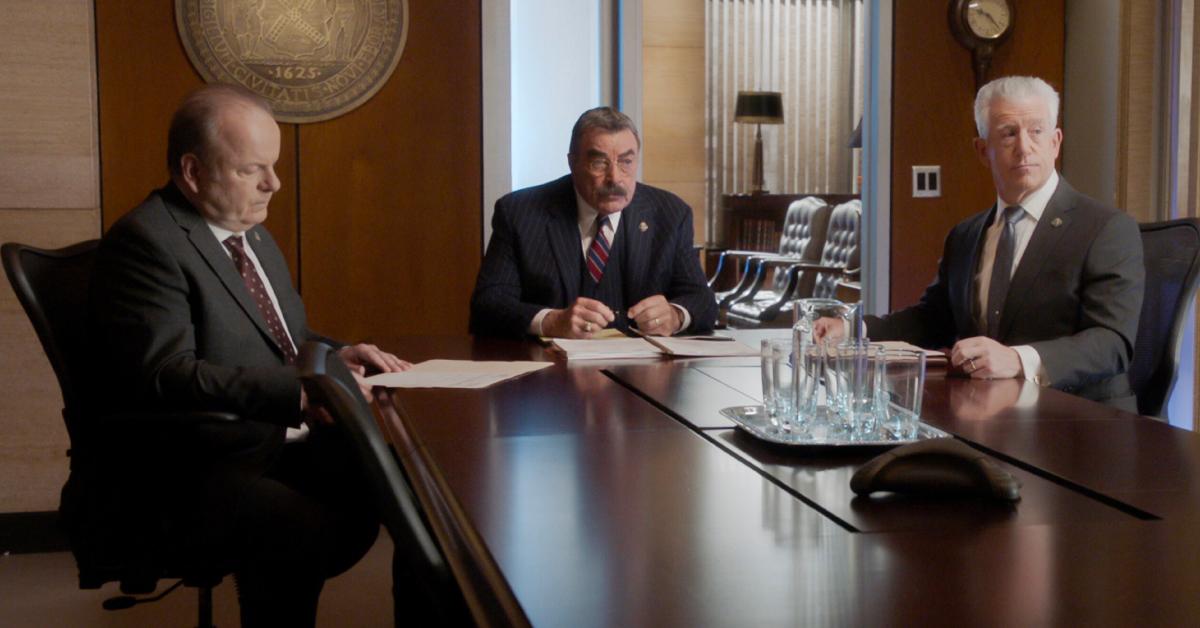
[586,215,612,283]
[986,205,1024,338]
[224,235,297,364]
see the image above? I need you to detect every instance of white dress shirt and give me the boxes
[207,222,308,441]
[528,193,691,335]
[974,170,1059,386]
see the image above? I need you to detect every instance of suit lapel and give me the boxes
[997,180,1075,338]
[162,188,285,357]
[621,194,652,300]
[545,179,582,304]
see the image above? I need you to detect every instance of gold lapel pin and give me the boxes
[639,221,649,233]
[1051,217,1063,228]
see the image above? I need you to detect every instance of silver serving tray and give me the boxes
[719,405,950,447]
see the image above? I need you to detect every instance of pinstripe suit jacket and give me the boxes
[866,178,1144,407]
[470,175,718,337]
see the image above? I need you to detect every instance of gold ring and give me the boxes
[653,317,660,327]
[968,358,977,372]
[584,322,593,333]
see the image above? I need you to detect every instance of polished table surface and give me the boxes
[374,332,1200,627]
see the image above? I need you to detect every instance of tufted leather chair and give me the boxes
[811,200,861,298]
[708,197,831,309]
[726,200,861,327]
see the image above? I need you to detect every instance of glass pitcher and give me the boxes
[791,297,861,347]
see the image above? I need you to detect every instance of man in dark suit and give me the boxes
[470,107,718,338]
[89,84,409,626]
[819,76,1144,409]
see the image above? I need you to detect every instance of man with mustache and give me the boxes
[818,76,1144,410]
[471,107,717,338]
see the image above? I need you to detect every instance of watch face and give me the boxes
[966,0,1011,40]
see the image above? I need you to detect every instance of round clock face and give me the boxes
[966,0,1011,40]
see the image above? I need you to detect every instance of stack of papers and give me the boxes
[364,359,551,388]
[874,341,949,365]
[551,335,758,360]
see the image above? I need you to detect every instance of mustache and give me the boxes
[596,184,628,198]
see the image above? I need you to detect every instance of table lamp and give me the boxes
[734,91,784,194]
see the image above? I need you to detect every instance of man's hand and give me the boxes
[542,297,616,338]
[338,343,411,376]
[628,295,681,336]
[950,336,1023,379]
[812,317,848,343]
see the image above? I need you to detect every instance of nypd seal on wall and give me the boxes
[176,0,409,123]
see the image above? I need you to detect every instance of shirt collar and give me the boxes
[206,222,246,248]
[575,191,622,233]
[994,170,1058,224]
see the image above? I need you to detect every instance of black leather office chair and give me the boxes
[708,197,831,309]
[297,341,472,626]
[1130,218,1200,419]
[2,240,234,627]
[726,200,861,327]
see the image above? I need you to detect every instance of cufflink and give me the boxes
[639,221,648,232]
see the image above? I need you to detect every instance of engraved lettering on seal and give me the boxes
[176,0,408,123]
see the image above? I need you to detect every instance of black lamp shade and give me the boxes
[734,91,784,124]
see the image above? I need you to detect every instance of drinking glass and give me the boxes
[876,348,926,439]
[792,334,825,426]
[825,341,882,438]
[760,338,795,430]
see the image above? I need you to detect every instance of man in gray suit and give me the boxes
[470,107,718,338]
[89,84,408,626]
[820,76,1144,409]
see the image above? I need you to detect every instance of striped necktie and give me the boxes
[985,205,1024,338]
[586,215,611,283]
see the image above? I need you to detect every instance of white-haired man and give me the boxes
[820,75,1144,409]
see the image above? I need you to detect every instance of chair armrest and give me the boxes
[753,255,846,274]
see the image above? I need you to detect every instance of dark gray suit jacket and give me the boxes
[90,183,318,428]
[470,175,718,337]
[867,178,1144,406]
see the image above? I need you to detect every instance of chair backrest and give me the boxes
[1130,218,1200,418]
[812,200,862,298]
[297,341,471,624]
[2,240,99,443]
[772,197,832,292]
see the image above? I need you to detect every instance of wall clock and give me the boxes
[948,0,1015,90]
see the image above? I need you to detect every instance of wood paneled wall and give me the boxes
[94,1,482,343]
[642,0,706,242]
[0,0,100,513]
[890,0,1065,310]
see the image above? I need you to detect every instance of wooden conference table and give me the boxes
[372,331,1200,627]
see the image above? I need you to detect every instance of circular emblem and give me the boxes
[175,0,409,123]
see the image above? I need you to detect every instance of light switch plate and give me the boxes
[912,165,941,198]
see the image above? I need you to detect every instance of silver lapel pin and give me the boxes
[639,221,649,233]
[1051,217,1063,228]
[254,231,262,241]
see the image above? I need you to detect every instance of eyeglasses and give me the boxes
[585,156,637,176]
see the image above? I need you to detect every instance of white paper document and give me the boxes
[363,359,551,389]
[551,336,758,360]
[873,341,948,364]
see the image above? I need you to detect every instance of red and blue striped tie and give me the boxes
[586,215,611,283]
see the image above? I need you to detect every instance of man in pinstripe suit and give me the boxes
[470,107,718,338]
